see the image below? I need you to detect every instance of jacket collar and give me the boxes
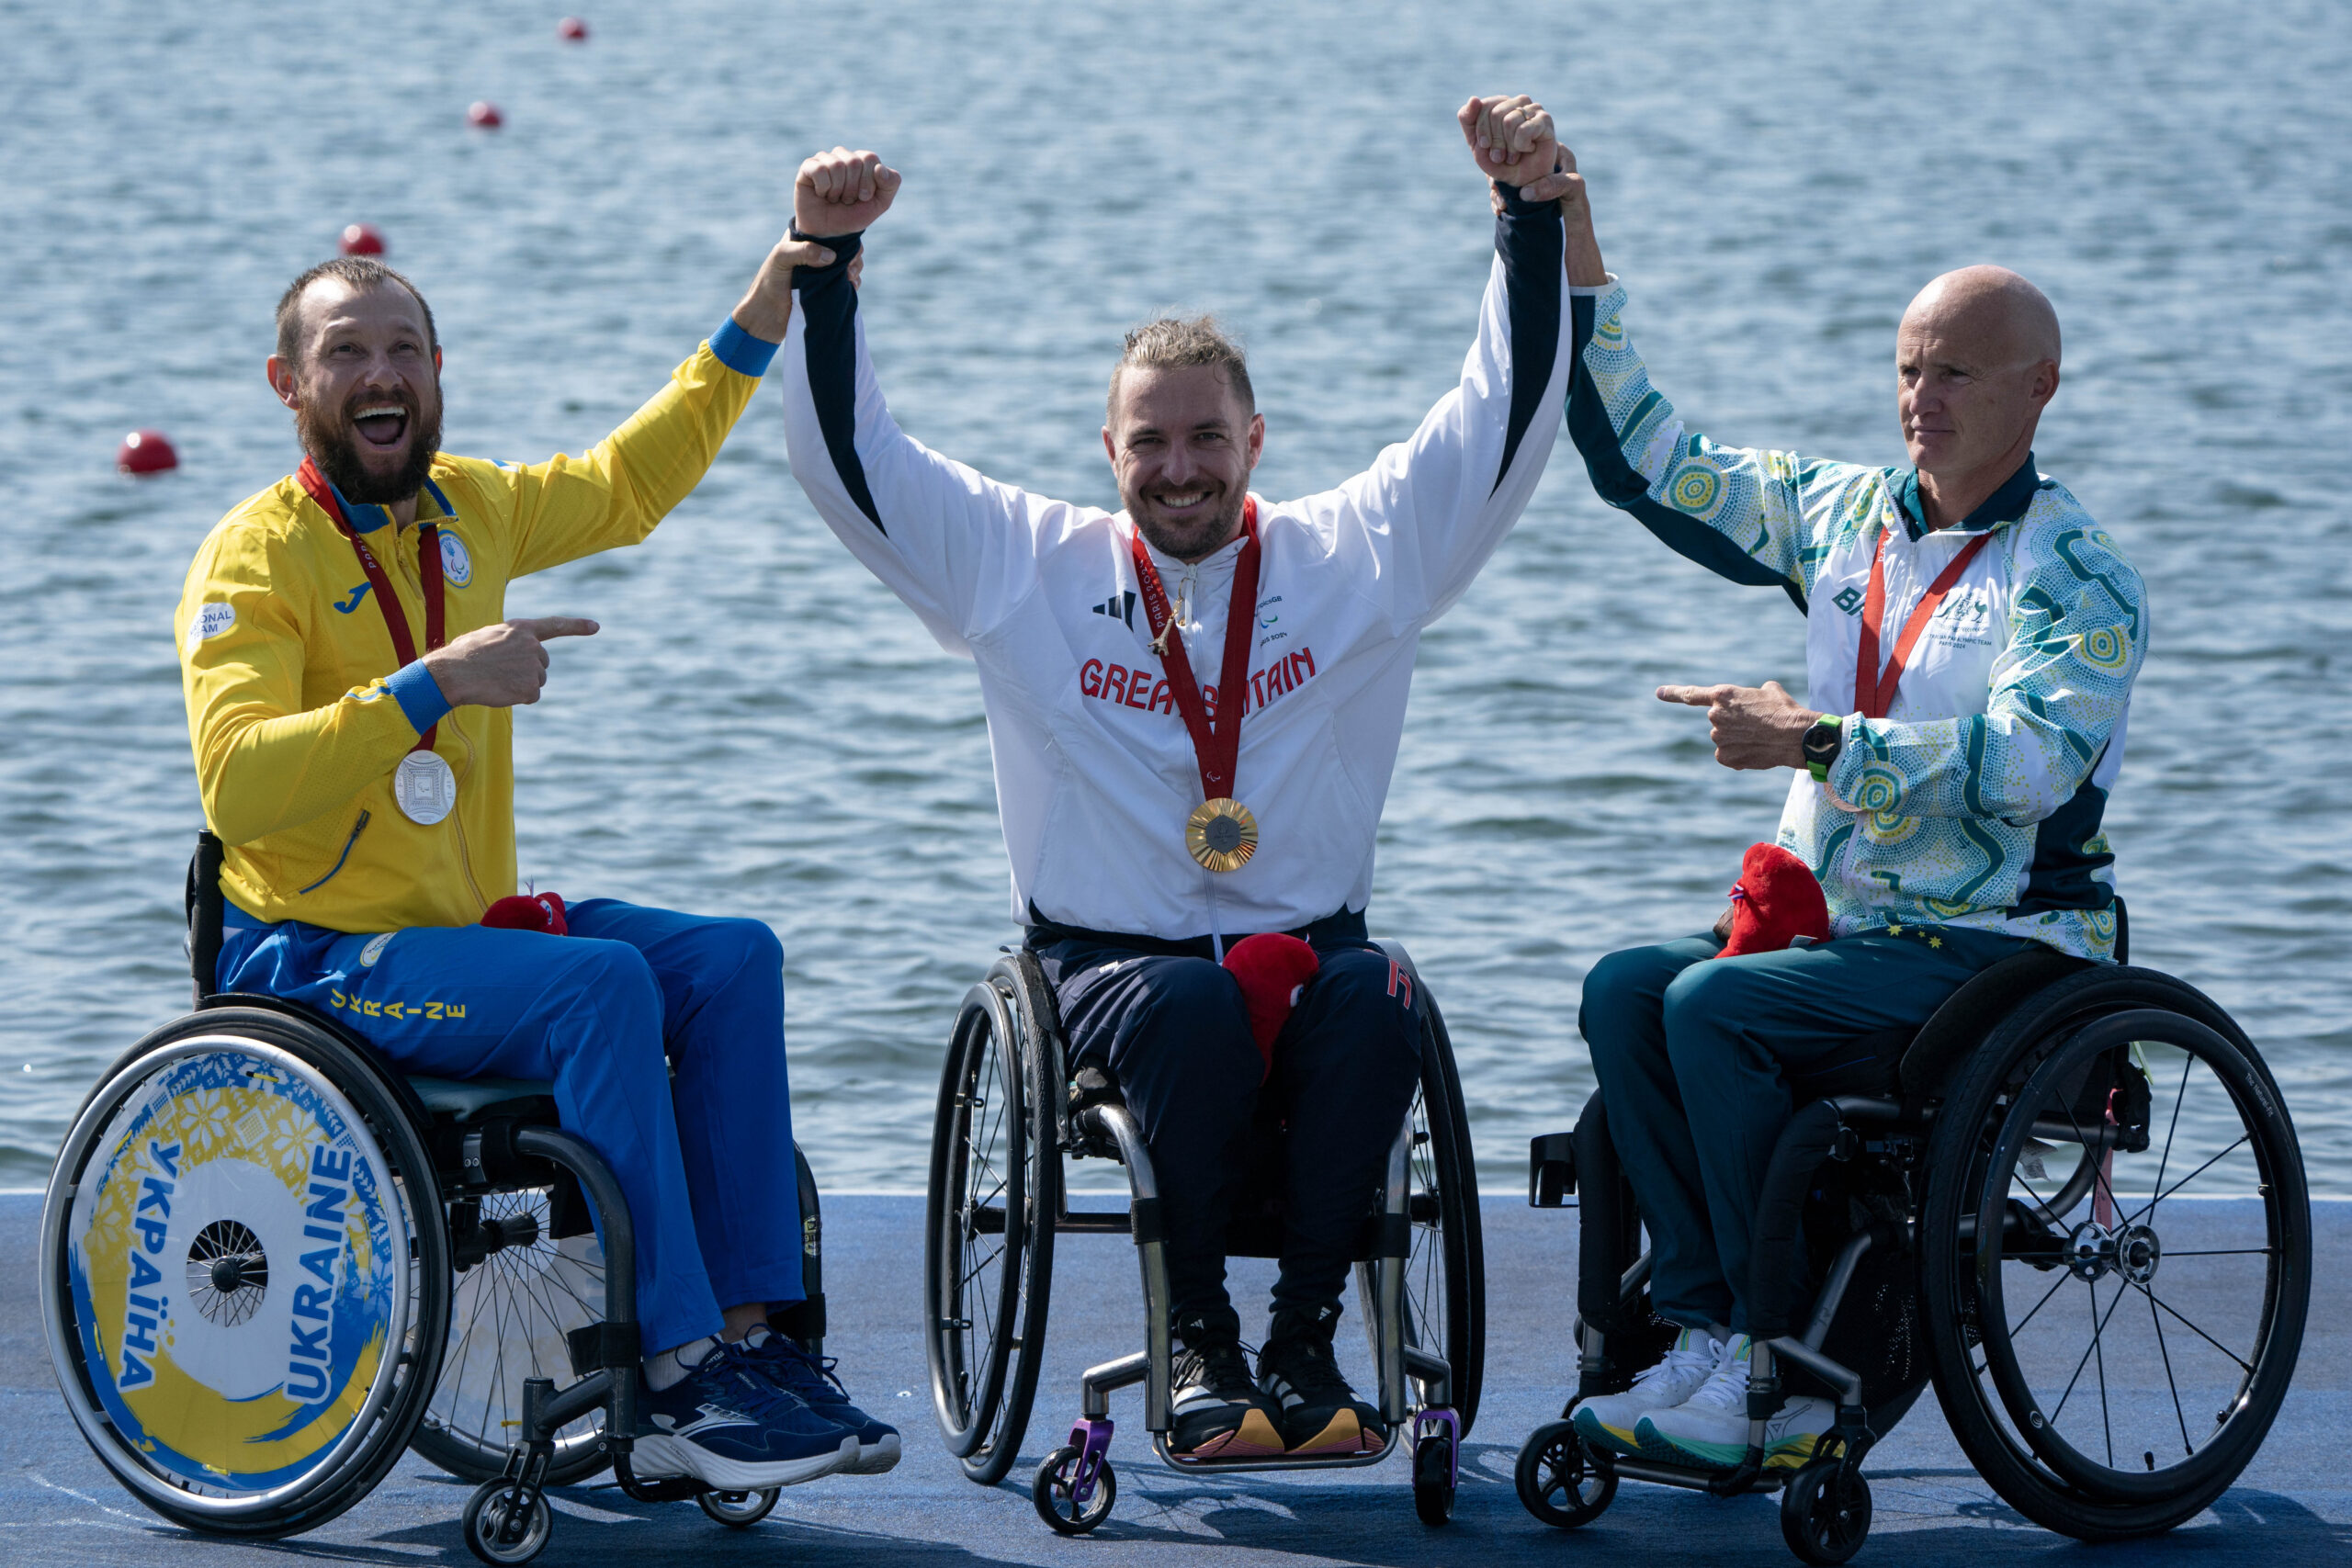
[324,474,456,536]
[1890,453,2044,540]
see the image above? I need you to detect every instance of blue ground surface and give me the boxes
[3,1192,2343,1564]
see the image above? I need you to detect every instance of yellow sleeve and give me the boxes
[501,336,764,578]
[177,524,427,846]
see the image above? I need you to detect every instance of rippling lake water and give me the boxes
[3,0,2346,1193]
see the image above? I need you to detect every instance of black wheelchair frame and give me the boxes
[922,942,1485,1532]
[1512,942,2312,1564]
[39,830,828,1564]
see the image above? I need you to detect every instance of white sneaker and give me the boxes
[1634,1334,1835,1471]
[1568,1327,1724,1457]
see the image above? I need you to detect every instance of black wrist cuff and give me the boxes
[786,224,864,289]
[1494,179,1556,218]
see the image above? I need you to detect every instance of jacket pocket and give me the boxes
[298,809,372,896]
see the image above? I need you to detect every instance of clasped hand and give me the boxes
[1657,681,1822,772]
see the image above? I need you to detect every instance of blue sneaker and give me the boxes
[633,1343,858,1490]
[742,1329,901,1474]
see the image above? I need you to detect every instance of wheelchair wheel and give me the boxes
[1515,1419,1616,1528]
[924,954,1058,1483]
[1920,969,2311,1540]
[411,1185,610,1485]
[1364,978,1485,1437]
[40,1007,449,1537]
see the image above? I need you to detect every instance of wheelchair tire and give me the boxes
[1919,968,2311,1540]
[1780,1457,1871,1565]
[1515,1419,1616,1529]
[924,955,1058,1483]
[1364,972,1485,1438]
[40,1006,450,1538]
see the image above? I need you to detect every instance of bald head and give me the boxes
[1895,265,2063,519]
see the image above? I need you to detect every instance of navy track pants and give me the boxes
[1035,933,1422,1341]
[217,898,803,1353]
[1578,925,2032,1333]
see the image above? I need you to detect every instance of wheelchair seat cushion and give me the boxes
[406,1074,559,1121]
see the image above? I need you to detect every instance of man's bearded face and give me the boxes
[1105,365,1263,563]
[285,281,444,506]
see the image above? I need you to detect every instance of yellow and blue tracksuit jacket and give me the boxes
[175,321,780,933]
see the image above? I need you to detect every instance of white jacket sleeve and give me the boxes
[1301,186,1569,627]
[778,236,1079,655]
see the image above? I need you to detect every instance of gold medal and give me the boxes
[1185,797,1258,873]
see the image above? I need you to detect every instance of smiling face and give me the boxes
[268,277,445,506]
[1102,363,1265,562]
[1895,266,2061,488]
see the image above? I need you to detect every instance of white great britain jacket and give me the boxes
[777,192,1570,941]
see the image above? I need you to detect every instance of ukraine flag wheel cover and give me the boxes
[41,1013,448,1536]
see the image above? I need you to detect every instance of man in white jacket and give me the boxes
[778,99,1572,1459]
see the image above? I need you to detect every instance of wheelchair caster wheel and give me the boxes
[1033,1444,1116,1535]
[1411,1431,1457,1525]
[697,1487,780,1528]
[1516,1418,1617,1529]
[1781,1457,1871,1565]
[462,1480,553,1565]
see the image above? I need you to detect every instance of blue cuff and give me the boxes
[710,316,780,378]
[385,661,453,735]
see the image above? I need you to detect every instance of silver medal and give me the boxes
[393,750,458,826]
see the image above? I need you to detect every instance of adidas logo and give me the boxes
[1091,591,1137,628]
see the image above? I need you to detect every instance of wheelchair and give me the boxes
[39,831,831,1564]
[922,942,1484,1532]
[1512,934,2312,1564]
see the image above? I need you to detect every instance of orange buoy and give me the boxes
[118,430,178,476]
[468,100,503,129]
[557,17,588,40]
[339,223,386,256]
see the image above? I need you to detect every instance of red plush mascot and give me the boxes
[481,890,569,936]
[1718,844,1831,956]
[1222,932,1320,1082]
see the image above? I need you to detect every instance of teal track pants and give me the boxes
[1578,926,2030,1333]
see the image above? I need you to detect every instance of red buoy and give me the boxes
[468,100,503,129]
[557,17,588,40]
[118,430,178,476]
[339,223,386,256]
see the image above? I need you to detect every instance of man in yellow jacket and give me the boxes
[175,216,896,1490]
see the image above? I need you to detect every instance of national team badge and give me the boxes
[437,530,473,588]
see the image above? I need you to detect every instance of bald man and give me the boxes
[1505,132,2146,1472]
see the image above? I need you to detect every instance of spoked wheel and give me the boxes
[924,955,1058,1484]
[413,1186,609,1484]
[696,1486,780,1528]
[1515,1418,1617,1529]
[1922,972,2311,1540]
[1361,970,1485,1438]
[40,1008,448,1538]
[1780,1456,1871,1565]
[1032,1444,1115,1536]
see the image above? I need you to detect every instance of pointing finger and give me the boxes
[512,616,601,640]
[1656,684,1718,706]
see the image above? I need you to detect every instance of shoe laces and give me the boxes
[1630,1336,1720,1393]
[1681,1348,1752,1416]
[1261,1335,1357,1404]
[694,1342,814,1420]
[1174,1339,1258,1400]
[756,1335,850,1404]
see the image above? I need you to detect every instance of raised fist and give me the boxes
[794,147,901,237]
[1458,95,1559,188]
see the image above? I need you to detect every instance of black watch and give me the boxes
[1801,715,1845,783]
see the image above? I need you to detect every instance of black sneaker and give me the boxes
[633,1343,857,1489]
[1170,1321,1283,1459]
[1257,1304,1385,1455]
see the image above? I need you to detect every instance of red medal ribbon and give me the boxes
[1851,525,1994,721]
[296,457,447,749]
[1127,497,1261,801]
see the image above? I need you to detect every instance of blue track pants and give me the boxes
[217,899,802,1354]
[1578,926,2031,1334]
[1034,925,1422,1341]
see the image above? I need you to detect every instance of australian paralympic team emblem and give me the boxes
[67,1048,401,1491]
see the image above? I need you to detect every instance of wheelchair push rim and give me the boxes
[41,1022,446,1530]
[1964,1008,2309,1506]
[923,970,1057,1470]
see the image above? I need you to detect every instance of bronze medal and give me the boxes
[1185,797,1259,873]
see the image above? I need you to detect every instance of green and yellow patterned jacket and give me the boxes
[1565,279,2147,962]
